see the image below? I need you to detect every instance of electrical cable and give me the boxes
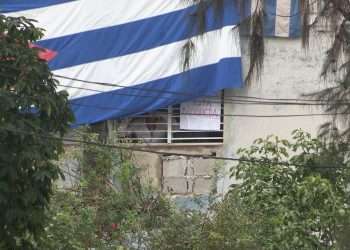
[1,126,349,169]
[4,80,347,108]
[3,88,346,118]
[67,100,350,118]
[1,66,332,103]
[55,75,349,106]
[58,83,350,107]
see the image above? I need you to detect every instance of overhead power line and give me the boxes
[2,88,348,118]
[0,126,348,170]
[0,126,262,162]
[58,83,350,107]
[55,75,350,106]
[68,101,350,118]
[0,67,326,103]
[4,80,349,108]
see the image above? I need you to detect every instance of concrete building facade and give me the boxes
[132,31,333,198]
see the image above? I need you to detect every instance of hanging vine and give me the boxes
[184,0,350,139]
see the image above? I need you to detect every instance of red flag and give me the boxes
[29,44,57,62]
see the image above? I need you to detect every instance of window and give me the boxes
[116,98,224,145]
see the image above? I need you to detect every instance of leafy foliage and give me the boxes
[232,130,350,249]
[0,15,73,248]
[148,209,204,250]
[33,130,350,249]
[200,191,259,250]
[38,132,172,249]
[147,128,350,249]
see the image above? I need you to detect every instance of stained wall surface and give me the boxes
[154,33,333,196]
[72,32,334,198]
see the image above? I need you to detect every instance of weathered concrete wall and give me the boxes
[162,156,216,195]
[218,33,333,192]
[131,32,333,197]
[133,146,221,194]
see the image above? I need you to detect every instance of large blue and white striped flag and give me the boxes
[1,0,243,126]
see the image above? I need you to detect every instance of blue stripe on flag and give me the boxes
[289,0,301,37]
[37,1,240,70]
[263,0,277,37]
[240,0,252,20]
[0,0,76,13]
[70,57,242,126]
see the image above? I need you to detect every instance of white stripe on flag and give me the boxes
[250,0,261,13]
[275,0,291,37]
[55,26,240,99]
[7,0,189,40]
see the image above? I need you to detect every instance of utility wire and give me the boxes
[0,67,327,103]
[4,81,348,108]
[2,89,347,118]
[1,126,348,169]
[55,75,350,106]
[0,126,265,162]
[68,101,350,118]
[58,83,350,107]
